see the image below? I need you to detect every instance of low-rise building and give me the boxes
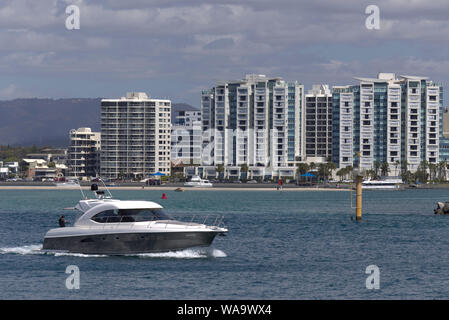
[0,161,19,179]
[22,159,59,180]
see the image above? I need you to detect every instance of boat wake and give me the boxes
[0,244,43,255]
[0,244,226,259]
[0,244,103,257]
[135,247,227,259]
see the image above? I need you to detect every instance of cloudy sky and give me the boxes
[1,0,449,106]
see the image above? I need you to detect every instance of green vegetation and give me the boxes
[0,145,45,162]
[296,161,338,183]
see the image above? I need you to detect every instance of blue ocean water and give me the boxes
[1,188,449,299]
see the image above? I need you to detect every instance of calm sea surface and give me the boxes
[1,188,449,299]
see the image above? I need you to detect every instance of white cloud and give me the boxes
[0,0,448,104]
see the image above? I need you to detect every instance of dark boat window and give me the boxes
[92,208,172,223]
[92,210,120,223]
[118,209,173,222]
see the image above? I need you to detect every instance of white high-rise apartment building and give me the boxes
[305,84,333,162]
[332,73,442,172]
[171,122,202,165]
[201,74,304,179]
[68,127,100,179]
[171,109,202,165]
[174,110,202,127]
[401,75,441,171]
[100,92,171,179]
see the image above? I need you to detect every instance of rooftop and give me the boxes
[101,92,170,102]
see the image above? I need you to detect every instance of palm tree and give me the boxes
[327,162,337,181]
[403,170,414,184]
[374,160,381,179]
[296,162,309,183]
[309,162,316,172]
[318,163,327,182]
[429,163,438,182]
[344,165,353,180]
[296,162,309,175]
[380,162,390,177]
[364,169,373,180]
[336,168,345,182]
[216,164,224,179]
[420,160,429,183]
[400,160,409,178]
[438,160,447,181]
[394,160,401,176]
[421,160,429,172]
[240,163,249,181]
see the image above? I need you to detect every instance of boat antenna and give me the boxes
[95,170,113,199]
[76,178,87,199]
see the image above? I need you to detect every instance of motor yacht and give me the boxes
[54,179,80,188]
[184,175,213,187]
[42,184,227,254]
[362,178,403,189]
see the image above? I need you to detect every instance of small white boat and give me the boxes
[184,175,213,187]
[362,178,403,189]
[55,179,80,188]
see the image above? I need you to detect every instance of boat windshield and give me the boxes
[92,208,173,223]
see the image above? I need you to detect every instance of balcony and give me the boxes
[361,127,373,133]
[273,119,285,126]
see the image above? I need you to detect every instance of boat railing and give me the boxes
[90,214,226,230]
[175,214,226,228]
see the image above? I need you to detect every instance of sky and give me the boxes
[1,0,449,106]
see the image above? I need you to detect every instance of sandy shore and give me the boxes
[0,186,348,191]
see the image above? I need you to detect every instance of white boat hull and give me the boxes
[362,185,401,189]
[184,182,213,187]
[43,230,223,254]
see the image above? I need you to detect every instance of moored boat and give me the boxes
[362,178,403,189]
[184,175,213,188]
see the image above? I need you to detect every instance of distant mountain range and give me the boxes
[0,98,198,147]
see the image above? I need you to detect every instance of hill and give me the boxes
[0,98,198,147]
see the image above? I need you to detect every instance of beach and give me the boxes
[0,185,348,191]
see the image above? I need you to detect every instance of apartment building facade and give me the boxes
[332,73,443,172]
[100,92,171,179]
[171,109,202,165]
[305,84,333,162]
[67,127,100,179]
[174,110,202,127]
[200,74,305,179]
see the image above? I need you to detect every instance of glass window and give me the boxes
[91,208,173,223]
[92,209,120,223]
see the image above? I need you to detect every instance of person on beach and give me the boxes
[278,179,283,191]
[58,215,66,227]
